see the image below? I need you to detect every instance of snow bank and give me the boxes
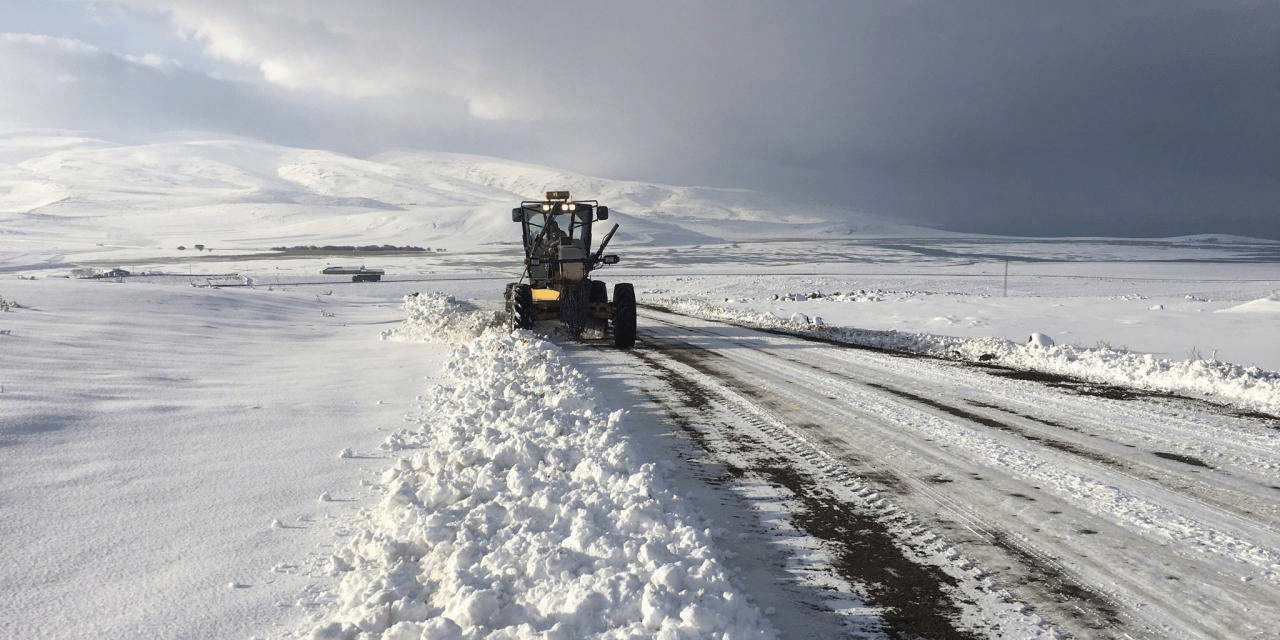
[309,294,774,640]
[380,293,502,343]
[655,298,1280,416]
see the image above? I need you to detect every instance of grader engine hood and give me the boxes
[558,245,586,282]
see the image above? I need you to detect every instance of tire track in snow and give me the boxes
[621,339,1066,639]
[646,309,1280,533]
[628,308,1280,639]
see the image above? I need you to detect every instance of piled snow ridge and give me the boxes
[310,294,775,640]
[381,293,503,344]
[655,298,1280,417]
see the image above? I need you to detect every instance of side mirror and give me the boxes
[511,207,523,222]
[596,206,609,221]
[602,255,620,265]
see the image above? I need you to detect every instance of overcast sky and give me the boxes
[2,1,1277,239]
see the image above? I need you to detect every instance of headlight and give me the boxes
[541,204,551,211]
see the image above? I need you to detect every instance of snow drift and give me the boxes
[1217,294,1280,315]
[308,294,774,639]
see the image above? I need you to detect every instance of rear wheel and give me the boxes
[612,283,636,348]
[512,284,534,330]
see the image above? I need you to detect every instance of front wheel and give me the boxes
[588,279,608,304]
[612,283,636,348]
[560,282,589,337]
[512,284,534,330]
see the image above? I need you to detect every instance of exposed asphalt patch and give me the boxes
[1151,451,1213,469]
[758,464,979,640]
[867,383,1118,468]
[978,366,1185,403]
[964,399,1079,432]
[984,532,1125,630]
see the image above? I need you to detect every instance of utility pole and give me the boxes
[1003,259,1009,297]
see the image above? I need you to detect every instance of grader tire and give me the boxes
[504,282,517,313]
[588,279,608,304]
[512,284,534,330]
[561,282,589,336]
[612,283,636,348]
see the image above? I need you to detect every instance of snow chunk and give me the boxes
[381,292,501,343]
[1027,333,1055,348]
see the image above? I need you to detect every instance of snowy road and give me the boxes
[569,307,1280,639]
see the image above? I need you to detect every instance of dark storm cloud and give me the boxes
[759,1,1280,238]
[5,1,1279,238]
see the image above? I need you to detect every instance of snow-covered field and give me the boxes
[0,276,457,639]
[3,130,1279,639]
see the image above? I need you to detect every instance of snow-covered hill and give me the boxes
[0,130,923,268]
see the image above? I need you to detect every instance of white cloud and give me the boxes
[114,1,467,102]
[85,0,872,190]
[1,32,101,54]
[123,51,183,70]
[0,28,511,159]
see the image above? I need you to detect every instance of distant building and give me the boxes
[103,268,130,278]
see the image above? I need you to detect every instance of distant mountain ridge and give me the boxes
[0,130,924,266]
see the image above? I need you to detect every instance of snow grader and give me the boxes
[505,191,636,348]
